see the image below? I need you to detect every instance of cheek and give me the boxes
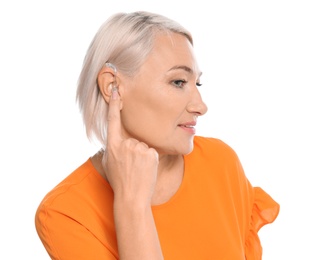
[120,96,178,141]
[119,84,191,145]
[120,97,149,135]
[121,99,165,134]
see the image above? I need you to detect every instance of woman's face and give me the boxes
[119,32,207,155]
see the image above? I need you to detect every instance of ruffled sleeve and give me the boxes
[245,187,280,260]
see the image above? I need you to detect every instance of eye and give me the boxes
[196,82,202,87]
[172,79,187,88]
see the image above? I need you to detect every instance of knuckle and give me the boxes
[125,138,138,145]
[138,141,148,149]
[122,138,138,150]
[148,148,159,161]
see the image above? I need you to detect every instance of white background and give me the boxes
[1,0,309,259]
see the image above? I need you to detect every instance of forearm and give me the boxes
[114,200,164,260]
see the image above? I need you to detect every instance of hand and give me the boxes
[103,87,159,207]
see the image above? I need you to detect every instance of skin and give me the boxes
[120,33,207,156]
[92,32,207,259]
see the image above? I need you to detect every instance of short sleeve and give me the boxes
[34,160,119,260]
[245,187,280,260]
[35,202,118,260]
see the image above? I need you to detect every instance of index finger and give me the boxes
[106,86,122,143]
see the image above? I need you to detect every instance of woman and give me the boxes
[35,11,279,259]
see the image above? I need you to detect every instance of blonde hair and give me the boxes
[76,11,193,148]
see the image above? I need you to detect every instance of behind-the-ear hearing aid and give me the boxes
[105,62,117,74]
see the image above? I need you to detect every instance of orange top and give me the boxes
[35,136,279,260]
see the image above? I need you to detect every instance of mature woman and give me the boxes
[35,11,279,260]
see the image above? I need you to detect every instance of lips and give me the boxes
[178,121,197,134]
[179,125,195,129]
[178,121,196,127]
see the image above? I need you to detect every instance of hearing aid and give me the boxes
[105,62,117,74]
[105,62,118,93]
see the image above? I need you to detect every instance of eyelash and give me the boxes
[173,80,202,88]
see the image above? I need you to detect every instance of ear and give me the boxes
[97,66,119,104]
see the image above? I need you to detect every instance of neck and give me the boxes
[90,150,184,205]
[91,151,183,183]
[157,153,183,177]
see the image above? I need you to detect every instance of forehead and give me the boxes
[143,32,200,75]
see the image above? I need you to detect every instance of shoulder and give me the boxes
[35,159,117,259]
[35,159,110,218]
[38,159,96,204]
[35,158,113,236]
[192,136,239,160]
[188,136,246,182]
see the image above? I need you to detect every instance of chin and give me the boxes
[155,142,194,156]
[146,136,195,155]
[181,144,194,155]
[171,138,195,155]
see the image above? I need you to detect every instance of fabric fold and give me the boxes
[245,187,280,260]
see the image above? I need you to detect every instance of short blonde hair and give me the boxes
[76,11,193,148]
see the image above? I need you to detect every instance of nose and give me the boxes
[187,86,208,116]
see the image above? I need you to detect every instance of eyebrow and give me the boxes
[168,65,203,77]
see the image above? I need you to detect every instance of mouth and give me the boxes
[179,125,195,128]
[177,122,196,134]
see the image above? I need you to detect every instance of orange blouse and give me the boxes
[35,136,279,259]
